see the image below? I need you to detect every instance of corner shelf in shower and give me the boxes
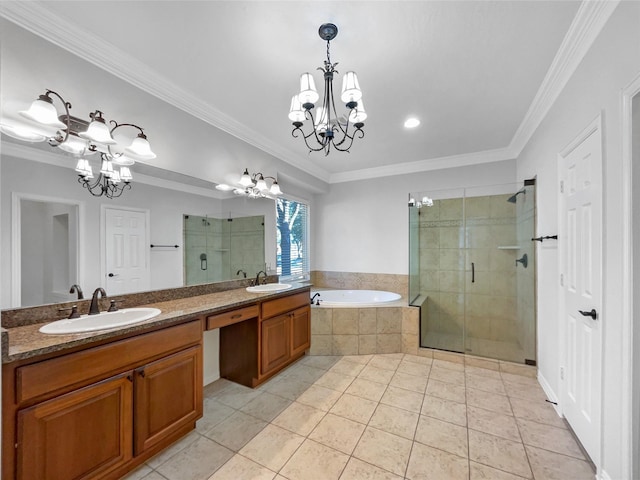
[497,245,521,250]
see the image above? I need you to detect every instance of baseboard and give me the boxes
[537,370,562,417]
[203,373,220,386]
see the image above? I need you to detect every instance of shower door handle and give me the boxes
[471,263,475,283]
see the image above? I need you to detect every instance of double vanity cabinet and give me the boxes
[1,286,310,480]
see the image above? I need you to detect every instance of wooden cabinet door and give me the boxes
[134,346,202,455]
[261,315,291,375]
[17,373,133,480]
[290,306,310,358]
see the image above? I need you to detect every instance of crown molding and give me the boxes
[329,147,517,184]
[0,1,331,184]
[0,1,619,186]
[1,142,226,199]
[509,0,620,156]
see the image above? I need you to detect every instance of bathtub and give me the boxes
[311,289,402,307]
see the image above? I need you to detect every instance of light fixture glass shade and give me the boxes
[233,188,245,196]
[19,97,66,129]
[79,117,117,145]
[124,134,156,159]
[255,175,267,191]
[120,166,132,182]
[340,71,362,103]
[298,73,319,105]
[288,96,306,122]
[100,158,115,177]
[269,181,282,196]
[111,170,122,184]
[58,135,88,155]
[111,154,135,166]
[0,124,47,142]
[75,159,94,178]
[349,99,367,123]
[239,168,254,187]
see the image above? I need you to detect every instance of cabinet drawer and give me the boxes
[16,320,202,405]
[261,292,310,320]
[206,305,258,330]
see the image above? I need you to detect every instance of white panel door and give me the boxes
[560,123,602,465]
[104,208,149,295]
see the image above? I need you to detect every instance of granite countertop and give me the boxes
[2,284,311,364]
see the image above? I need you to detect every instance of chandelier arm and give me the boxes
[303,105,331,150]
[333,128,365,152]
[107,121,145,158]
[46,89,72,144]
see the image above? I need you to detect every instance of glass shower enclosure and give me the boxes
[409,181,536,364]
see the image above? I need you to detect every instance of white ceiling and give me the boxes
[0,1,595,186]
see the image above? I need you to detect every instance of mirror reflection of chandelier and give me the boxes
[288,23,367,156]
[0,89,155,199]
[216,168,283,199]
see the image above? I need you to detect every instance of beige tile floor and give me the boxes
[123,353,596,480]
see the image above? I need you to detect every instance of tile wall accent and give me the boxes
[310,306,420,356]
[311,271,408,299]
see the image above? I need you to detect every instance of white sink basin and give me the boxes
[246,283,292,293]
[39,307,162,335]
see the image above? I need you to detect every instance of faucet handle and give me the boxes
[58,305,80,319]
[108,299,123,312]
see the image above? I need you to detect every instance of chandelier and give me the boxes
[215,168,283,199]
[288,23,367,156]
[0,89,155,199]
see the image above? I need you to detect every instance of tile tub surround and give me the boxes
[310,306,420,356]
[121,353,594,480]
[311,271,408,299]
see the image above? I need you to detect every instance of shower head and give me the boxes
[507,188,526,203]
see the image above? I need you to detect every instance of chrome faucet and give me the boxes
[69,284,84,300]
[254,270,268,285]
[88,288,107,315]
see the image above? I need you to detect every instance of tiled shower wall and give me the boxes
[419,195,520,355]
[184,215,264,285]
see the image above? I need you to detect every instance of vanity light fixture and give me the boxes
[0,89,155,199]
[289,23,366,156]
[216,168,283,199]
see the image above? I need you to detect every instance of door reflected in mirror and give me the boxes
[183,214,265,285]
[15,194,82,307]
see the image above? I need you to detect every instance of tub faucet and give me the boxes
[254,270,268,285]
[88,288,107,315]
[69,284,84,300]
[310,293,321,305]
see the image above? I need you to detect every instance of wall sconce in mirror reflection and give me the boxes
[216,168,283,199]
[0,89,155,199]
[408,196,433,208]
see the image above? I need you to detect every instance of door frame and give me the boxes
[620,71,640,480]
[556,114,604,466]
[100,205,151,289]
[11,192,85,308]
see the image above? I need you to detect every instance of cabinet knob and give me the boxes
[138,369,146,378]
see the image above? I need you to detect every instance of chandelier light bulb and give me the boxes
[19,94,67,129]
[124,132,156,159]
[255,175,268,191]
[288,96,306,123]
[298,73,319,106]
[270,180,282,196]
[79,111,117,145]
[341,72,362,104]
[0,124,47,142]
[239,168,254,187]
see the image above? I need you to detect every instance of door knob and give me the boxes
[578,309,597,320]
[108,273,118,277]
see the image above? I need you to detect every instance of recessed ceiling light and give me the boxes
[404,117,420,129]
